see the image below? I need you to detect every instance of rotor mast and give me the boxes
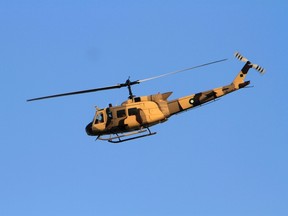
[126,78,135,99]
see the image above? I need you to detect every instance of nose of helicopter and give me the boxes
[85,122,94,136]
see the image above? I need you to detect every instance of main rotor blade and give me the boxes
[138,58,228,83]
[27,84,122,102]
[27,58,227,102]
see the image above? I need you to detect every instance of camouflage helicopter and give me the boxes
[27,52,265,143]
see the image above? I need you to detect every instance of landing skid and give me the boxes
[97,128,157,143]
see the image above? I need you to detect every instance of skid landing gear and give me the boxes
[97,128,157,143]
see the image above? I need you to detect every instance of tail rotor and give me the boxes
[234,52,248,63]
[234,51,266,74]
[251,64,265,74]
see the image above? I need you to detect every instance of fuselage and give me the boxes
[85,78,250,136]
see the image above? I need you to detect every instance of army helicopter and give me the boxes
[27,52,265,143]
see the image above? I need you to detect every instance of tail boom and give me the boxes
[167,82,244,116]
[166,52,264,116]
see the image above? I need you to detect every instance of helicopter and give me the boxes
[27,52,265,143]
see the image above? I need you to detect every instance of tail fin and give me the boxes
[232,52,265,88]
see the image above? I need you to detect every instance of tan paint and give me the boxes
[88,53,265,140]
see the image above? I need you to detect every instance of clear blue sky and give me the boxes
[1,1,287,216]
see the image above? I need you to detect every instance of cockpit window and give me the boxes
[94,112,104,124]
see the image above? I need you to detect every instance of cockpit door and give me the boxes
[92,110,107,131]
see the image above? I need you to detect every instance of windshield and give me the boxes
[94,111,104,124]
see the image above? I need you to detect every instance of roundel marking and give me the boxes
[189,98,194,105]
